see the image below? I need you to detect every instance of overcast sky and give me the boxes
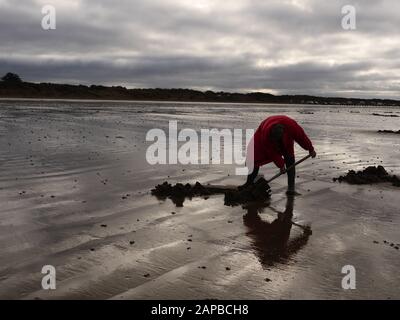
[0,0,399,98]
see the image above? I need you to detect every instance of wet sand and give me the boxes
[0,101,399,299]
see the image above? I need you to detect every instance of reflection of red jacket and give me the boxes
[249,115,314,168]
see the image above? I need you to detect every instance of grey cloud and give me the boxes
[0,0,400,98]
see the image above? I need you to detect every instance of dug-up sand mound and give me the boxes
[333,165,400,187]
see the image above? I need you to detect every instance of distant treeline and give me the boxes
[1,72,399,106]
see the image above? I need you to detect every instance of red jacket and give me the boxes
[248,115,314,169]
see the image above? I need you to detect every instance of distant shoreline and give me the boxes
[1,76,400,106]
[0,97,397,107]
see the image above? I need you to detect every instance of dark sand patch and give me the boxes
[372,113,399,118]
[298,111,314,115]
[333,166,400,187]
[378,130,400,134]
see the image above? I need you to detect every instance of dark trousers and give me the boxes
[285,155,295,191]
[246,155,295,190]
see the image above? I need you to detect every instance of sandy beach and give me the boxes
[0,100,399,299]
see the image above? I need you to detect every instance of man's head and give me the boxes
[270,124,285,142]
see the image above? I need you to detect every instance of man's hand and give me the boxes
[280,166,286,174]
[309,149,317,158]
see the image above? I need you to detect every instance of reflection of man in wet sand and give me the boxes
[243,196,310,267]
[244,115,316,195]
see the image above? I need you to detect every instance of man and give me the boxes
[243,115,316,195]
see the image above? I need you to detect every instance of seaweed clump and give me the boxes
[224,178,271,206]
[151,181,212,207]
[151,178,271,207]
